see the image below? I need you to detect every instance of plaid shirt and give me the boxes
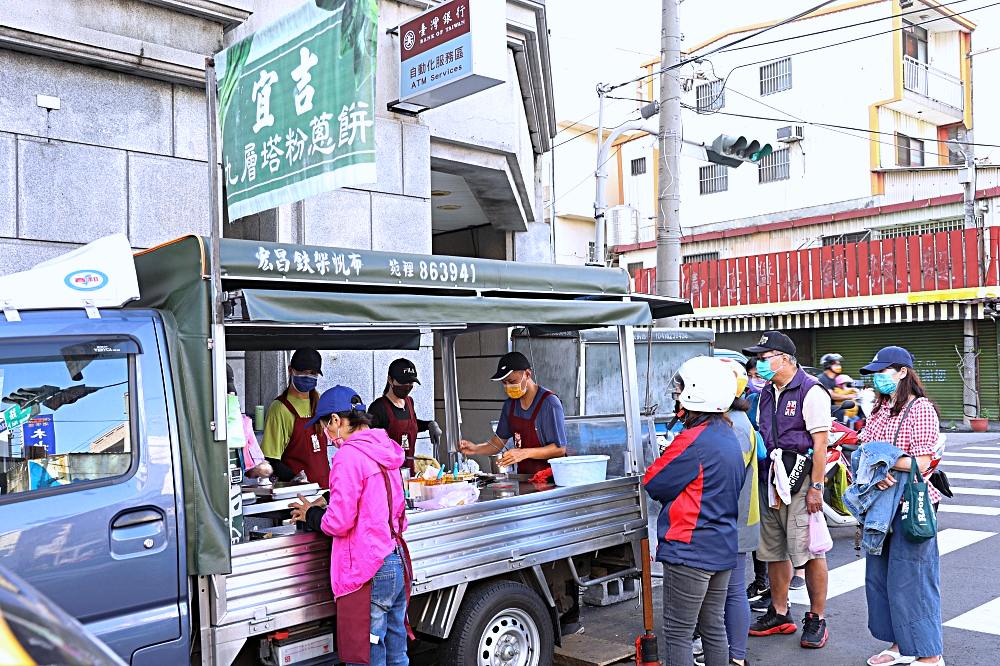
[859,397,942,504]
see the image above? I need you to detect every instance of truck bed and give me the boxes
[198,476,645,664]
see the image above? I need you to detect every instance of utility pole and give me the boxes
[960,133,978,426]
[656,0,682,320]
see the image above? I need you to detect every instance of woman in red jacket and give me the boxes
[644,356,746,666]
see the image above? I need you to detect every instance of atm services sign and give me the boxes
[397,0,504,108]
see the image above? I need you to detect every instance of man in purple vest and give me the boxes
[742,331,832,649]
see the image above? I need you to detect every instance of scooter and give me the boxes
[823,418,859,528]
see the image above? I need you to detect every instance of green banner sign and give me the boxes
[215,0,378,221]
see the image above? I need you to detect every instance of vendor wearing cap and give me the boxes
[369,358,439,472]
[261,348,328,487]
[458,351,568,477]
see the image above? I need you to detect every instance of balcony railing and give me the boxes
[632,228,1000,306]
[903,56,963,110]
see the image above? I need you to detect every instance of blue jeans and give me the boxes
[865,510,943,658]
[724,553,750,661]
[348,550,409,666]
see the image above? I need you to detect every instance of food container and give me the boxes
[423,479,473,503]
[493,454,513,477]
[408,478,426,501]
[548,455,610,487]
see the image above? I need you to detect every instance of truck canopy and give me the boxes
[129,235,691,575]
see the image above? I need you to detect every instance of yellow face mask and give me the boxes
[504,375,527,399]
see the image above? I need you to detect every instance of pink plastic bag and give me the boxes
[809,511,833,554]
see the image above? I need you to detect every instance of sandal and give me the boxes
[867,649,916,666]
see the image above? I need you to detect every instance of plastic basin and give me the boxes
[548,455,610,487]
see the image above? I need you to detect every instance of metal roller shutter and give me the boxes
[814,323,966,421]
[977,320,999,419]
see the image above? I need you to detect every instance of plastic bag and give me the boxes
[808,510,833,554]
[415,483,480,510]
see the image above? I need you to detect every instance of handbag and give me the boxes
[929,469,953,498]
[900,456,937,542]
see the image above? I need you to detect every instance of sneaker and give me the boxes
[748,605,797,636]
[790,575,806,590]
[692,636,704,664]
[800,612,828,648]
[749,590,772,613]
[746,580,769,602]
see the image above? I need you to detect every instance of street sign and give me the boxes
[397,0,504,109]
[3,405,31,431]
[24,415,56,455]
[215,0,378,222]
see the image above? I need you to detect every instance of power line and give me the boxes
[552,146,622,208]
[719,0,976,53]
[607,0,840,91]
[627,0,997,91]
[552,113,640,150]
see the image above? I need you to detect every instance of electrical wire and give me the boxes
[624,0,997,91]
[718,0,976,53]
[552,112,640,150]
[551,146,622,208]
[607,0,840,91]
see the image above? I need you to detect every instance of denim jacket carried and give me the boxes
[844,440,909,555]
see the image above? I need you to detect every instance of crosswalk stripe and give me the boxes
[944,597,1000,636]
[940,460,1000,470]
[788,529,996,605]
[938,504,1000,516]
[942,471,1000,482]
[950,487,1000,497]
[944,452,1000,459]
[959,447,1000,452]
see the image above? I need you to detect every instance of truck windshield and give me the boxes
[0,339,133,499]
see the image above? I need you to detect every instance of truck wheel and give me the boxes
[441,580,553,666]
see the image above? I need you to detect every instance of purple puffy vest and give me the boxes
[758,367,823,456]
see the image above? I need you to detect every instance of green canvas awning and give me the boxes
[235,289,655,328]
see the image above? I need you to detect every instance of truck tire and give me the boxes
[440,580,554,666]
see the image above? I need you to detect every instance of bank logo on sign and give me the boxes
[65,270,109,291]
[403,30,416,52]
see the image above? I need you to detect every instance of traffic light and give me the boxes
[706,134,773,168]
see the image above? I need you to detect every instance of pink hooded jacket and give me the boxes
[320,428,408,599]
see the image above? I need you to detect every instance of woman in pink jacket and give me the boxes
[290,385,410,666]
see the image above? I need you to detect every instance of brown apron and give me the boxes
[507,389,554,477]
[276,391,329,488]
[335,466,414,664]
[378,395,419,473]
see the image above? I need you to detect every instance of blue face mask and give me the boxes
[291,374,318,393]
[873,372,898,395]
[756,358,777,381]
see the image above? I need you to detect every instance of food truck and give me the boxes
[0,234,691,665]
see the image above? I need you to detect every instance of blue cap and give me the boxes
[860,346,914,375]
[305,385,366,427]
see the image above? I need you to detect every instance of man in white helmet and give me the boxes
[643,356,745,666]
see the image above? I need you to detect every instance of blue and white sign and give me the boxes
[24,415,56,454]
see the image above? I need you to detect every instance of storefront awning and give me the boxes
[233,289,656,329]
[681,301,987,334]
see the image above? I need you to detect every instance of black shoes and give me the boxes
[748,606,797,636]
[800,612,828,648]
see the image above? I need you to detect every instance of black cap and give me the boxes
[742,330,796,356]
[491,351,531,381]
[290,348,323,375]
[388,358,420,384]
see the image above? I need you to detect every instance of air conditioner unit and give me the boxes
[777,125,805,143]
[606,206,640,247]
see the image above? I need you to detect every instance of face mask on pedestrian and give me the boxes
[291,374,318,393]
[324,415,347,447]
[504,373,528,399]
[391,383,413,399]
[873,369,901,395]
[756,354,783,381]
[830,364,842,374]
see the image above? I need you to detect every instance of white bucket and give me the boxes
[548,455,610,487]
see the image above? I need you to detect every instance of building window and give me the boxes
[683,252,720,264]
[877,218,964,239]
[895,132,925,166]
[902,20,928,63]
[759,57,792,96]
[758,148,790,183]
[699,164,728,194]
[696,79,725,112]
[822,231,871,246]
[630,157,647,176]
[942,124,965,166]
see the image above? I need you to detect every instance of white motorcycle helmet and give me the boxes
[674,356,738,413]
